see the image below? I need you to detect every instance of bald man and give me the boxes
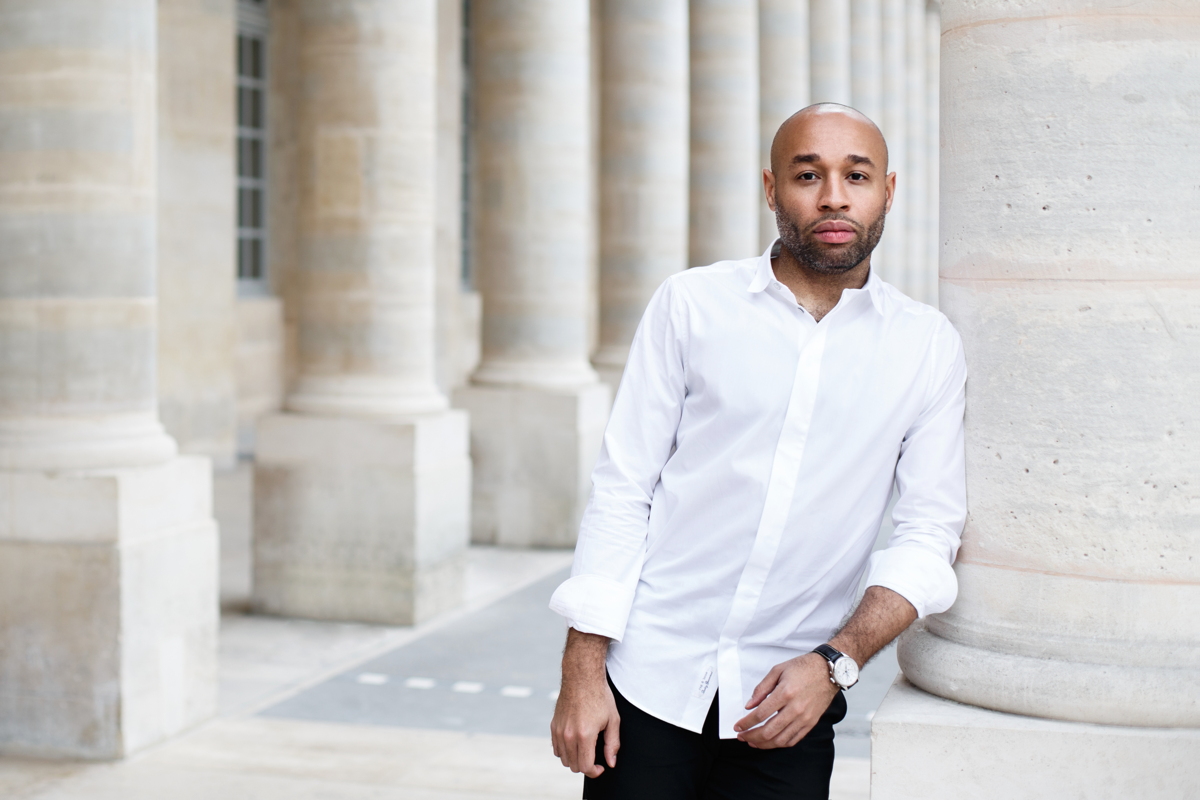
[550,104,966,799]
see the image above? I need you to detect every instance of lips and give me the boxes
[812,220,858,245]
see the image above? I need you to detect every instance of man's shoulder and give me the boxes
[665,257,757,296]
[874,280,959,340]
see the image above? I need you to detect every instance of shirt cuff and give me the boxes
[864,546,958,618]
[548,574,637,642]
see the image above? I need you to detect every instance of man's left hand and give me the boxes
[733,652,840,749]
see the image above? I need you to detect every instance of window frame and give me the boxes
[236,0,270,297]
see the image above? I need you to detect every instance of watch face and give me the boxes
[832,657,859,688]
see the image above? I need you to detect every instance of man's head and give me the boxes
[764,103,895,274]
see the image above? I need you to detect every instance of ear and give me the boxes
[763,168,777,212]
[884,171,897,214]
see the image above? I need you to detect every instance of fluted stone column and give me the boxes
[593,0,689,387]
[810,0,852,104]
[850,0,882,121]
[875,0,907,288]
[0,0,217,758]
[689,0,759,266]
[901,0,927,300]
[254,0,470,624]
[759,0,810,250]
[454,0,611,547]
[872,2,1200,796]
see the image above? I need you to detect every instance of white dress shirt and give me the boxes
[549,241,966,739]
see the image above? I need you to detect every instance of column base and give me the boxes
[871,676,1200,799]
[252,410,470,625]
[0,457,218,759]
[453,382,611,547]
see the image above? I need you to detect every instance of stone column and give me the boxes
[593,0,689,387]
[923,0,939,307]
[901,0,927,299]
[809,0,852,104]
[157,0,238,466]
[689,0,759,266]
[254,0,470,624]
[454,0,610,547]
[875,0,907,288]
[850,0,883,121]
[0,0,216,758]
[872,2,1200,796]
[759,0,810,250]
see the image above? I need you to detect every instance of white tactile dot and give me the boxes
[404,677,436,689]
[549,689,560,701]
[356,673,388,685]
[452,681,484,694]
[500,685,532,698]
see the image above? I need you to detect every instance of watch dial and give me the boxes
[833,658,859,686]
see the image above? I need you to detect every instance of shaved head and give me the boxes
[769,103,889,176]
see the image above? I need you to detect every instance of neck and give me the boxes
[771,242,871,322]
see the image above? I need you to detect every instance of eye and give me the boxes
[848,171,868,181]
[798,171,819,181]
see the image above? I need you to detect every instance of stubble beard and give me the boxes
[775,204,887,275]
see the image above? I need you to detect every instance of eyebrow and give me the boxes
[789,153,876,167]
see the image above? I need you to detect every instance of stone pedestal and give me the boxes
[0,459,217,759]
[253,412,470,625]
[454,384,610,548]
[872,676,1200,799]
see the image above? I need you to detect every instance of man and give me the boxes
[549,104,966,799]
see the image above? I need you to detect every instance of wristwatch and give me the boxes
[813,643,859,690]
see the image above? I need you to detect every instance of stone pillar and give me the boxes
[454,0,610,547]
[759,0,810,250]
[434,0,473,394]
[901,0,927,299]
[157,0,238,467]
[810,0,852,104]
[0,0,217,758]
[923,0,939,307]
[850,0,883,121]
[593,0,689,387]
[875,0,906,288]
[688,0,759,267]
[872,1,1200,795]
[253,0,470,625]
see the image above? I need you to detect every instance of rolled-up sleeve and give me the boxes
[548,277,689,641]
[865,317,967,618]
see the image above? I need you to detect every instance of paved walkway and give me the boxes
[0,546,885,799]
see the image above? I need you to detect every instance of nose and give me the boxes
[818,177,850,212]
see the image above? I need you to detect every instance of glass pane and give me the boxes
[237,138,248,177]
[237,86,249,127]
[250,37,263,80]
[237,35,248,78]
[250,88,263,129]
[250,187,262,228]
[238,237,252,279]
[238,187,251,227]
[250,138,262,178]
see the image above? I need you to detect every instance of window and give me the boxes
[237,1,269,292]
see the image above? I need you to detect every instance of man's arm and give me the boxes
[732,585,916,749]
[551,629,619,777]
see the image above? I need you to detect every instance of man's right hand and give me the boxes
[550,628,619,778]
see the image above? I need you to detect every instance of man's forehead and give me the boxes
[773,108,888,170]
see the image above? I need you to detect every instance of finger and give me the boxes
[603,715,621,769]
[746,666,782,710]
[778,715,817,749]
[735,691,785,733]
[571,730,598,776]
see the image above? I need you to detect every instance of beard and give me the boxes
[775,204,887,274]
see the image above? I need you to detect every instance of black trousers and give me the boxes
[583,679,847,800]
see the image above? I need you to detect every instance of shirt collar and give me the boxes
[747,238,886,317]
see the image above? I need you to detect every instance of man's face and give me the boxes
[765,112,895,274]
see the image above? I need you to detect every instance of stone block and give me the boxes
[453,382,611,548]
[0,457,218,759]
[252,410,470,625]
[870,676,1200,800]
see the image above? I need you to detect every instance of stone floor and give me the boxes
[0,463,892,798]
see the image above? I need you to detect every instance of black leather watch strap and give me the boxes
[813,643,845,664]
